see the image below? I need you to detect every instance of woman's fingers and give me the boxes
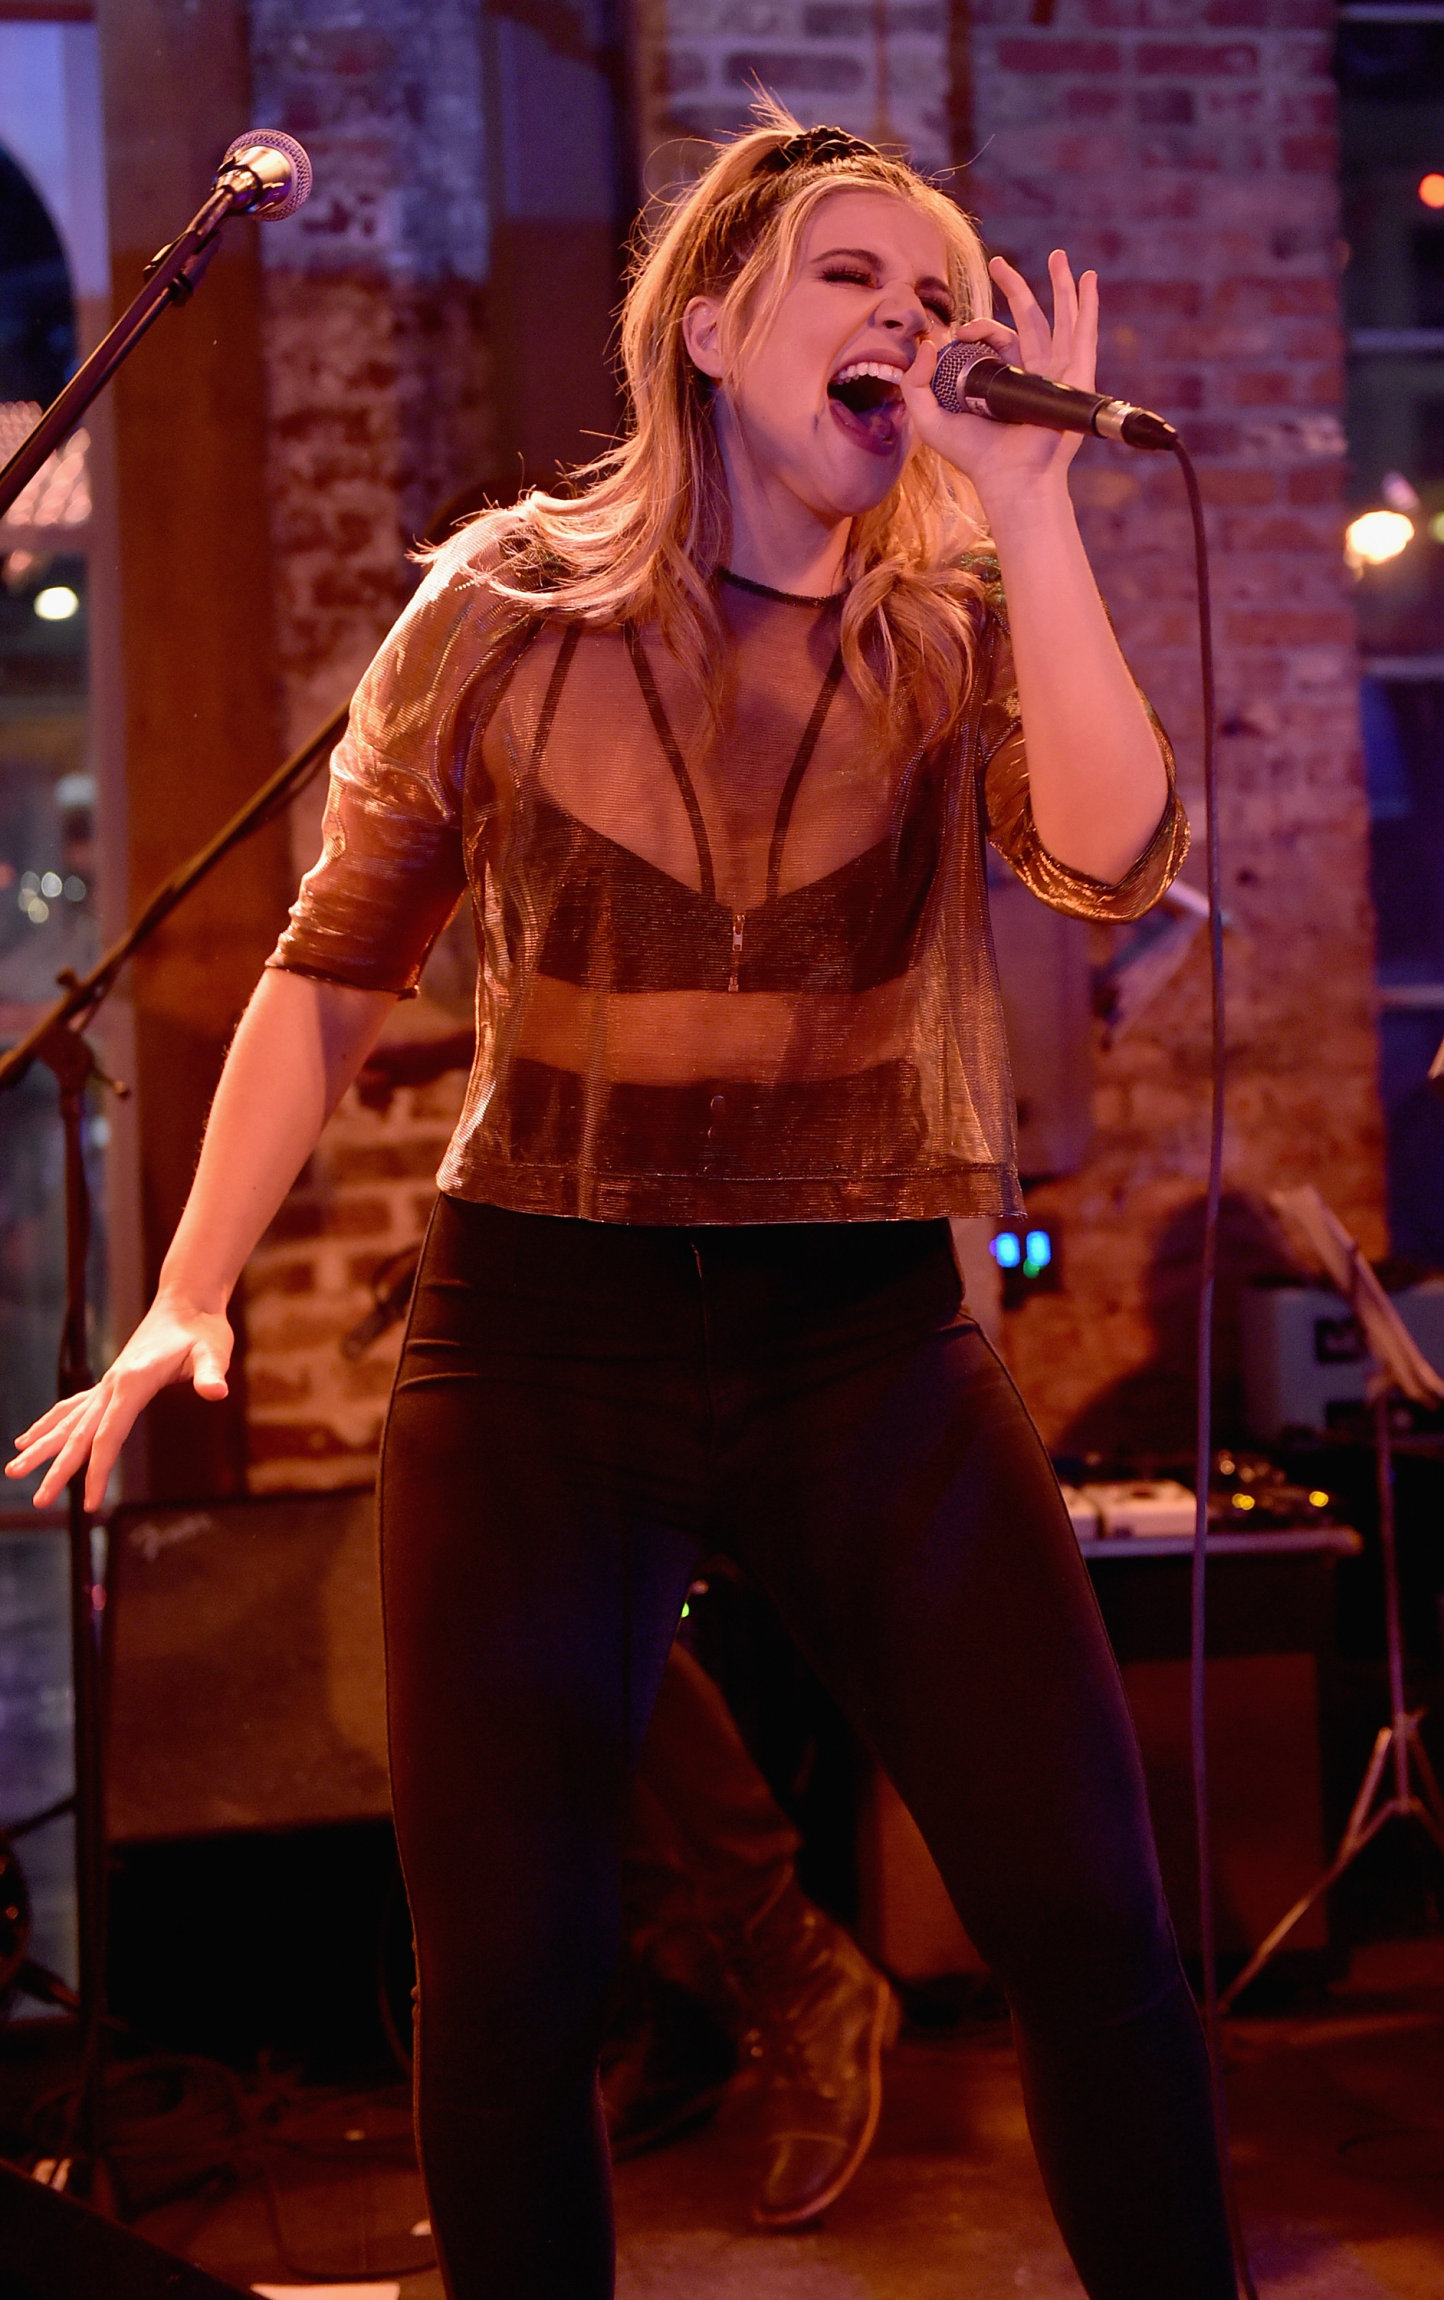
[988,250,1098,387]
[9,1308,236,1510]
[988,255,1052,371]
[1047,249,1078,375]
[190,1339,231,1400]
[31,1361,168,1508]
[11,1391,94,1452]
[30,1392,110,1510]
[83,1390,148,1512]
[1071,267,1101,391]
[908,335,939,390]
[7,1393,95,1477]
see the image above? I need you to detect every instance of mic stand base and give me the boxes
[1219,1389,1444,2010]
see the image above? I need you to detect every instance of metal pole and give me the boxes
[54,1041,109,2200]
[1374,1389,1411,1810]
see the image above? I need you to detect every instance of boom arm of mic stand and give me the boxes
[0,701,350,1098]
[0,180,242,520]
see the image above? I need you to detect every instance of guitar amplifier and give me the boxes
[1242,1279,1444,1441]
[106,1488,390,1842]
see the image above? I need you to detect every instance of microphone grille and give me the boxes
[223,130,314,222]
[931,339,991,415]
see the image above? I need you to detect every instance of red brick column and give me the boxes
[967,0,1384,1447]
[240,2,492,1489]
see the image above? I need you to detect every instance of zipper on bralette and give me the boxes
[728,910,745,994]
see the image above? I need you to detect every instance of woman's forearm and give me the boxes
[158,968,397,1312]
[9,967,398,1510]
[981,473,1170,885]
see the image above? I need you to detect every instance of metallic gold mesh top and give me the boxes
[269,551,1187,1223]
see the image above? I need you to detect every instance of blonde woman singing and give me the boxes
[11,107,1235,2300]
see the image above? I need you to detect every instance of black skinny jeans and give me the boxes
[379,1198,1236,2300]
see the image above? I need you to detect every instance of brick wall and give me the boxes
[963,0,1384,1450]
[636,0,952,178]
[238,0,1385,1484]
[249,0,493,749]
[244,1065,468,1490]
[242,1,490,1489]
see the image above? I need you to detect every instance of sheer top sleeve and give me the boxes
[271,554,512,994]
[974,565,1189,921]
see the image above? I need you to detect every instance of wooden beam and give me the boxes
[95,0,287,1499]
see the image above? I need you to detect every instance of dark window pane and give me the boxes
[1336,23,1444,106]
[1414,227,1444,328]
[1367,681,1444,978]
[0,146,74,404]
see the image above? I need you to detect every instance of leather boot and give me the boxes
[601,1964,737,2160]
[728,1882,899,2230]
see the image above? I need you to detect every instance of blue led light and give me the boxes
[1025,1229,1052,1268]
[991,1232,1021,1268]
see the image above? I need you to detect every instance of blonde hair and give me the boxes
[459,99,996,744]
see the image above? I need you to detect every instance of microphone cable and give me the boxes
[931,340,1262,2289]
[1171,437,1261,2300]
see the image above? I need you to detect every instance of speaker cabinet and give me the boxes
[859,1650,1328,1979]
[106,1489,389,1843]
[858,1529,1351,1982]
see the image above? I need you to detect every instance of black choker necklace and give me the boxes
[718,566,846,608]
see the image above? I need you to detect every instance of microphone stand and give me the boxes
[0,161,277,519]
[0,137,316,2198]
[1220,1383,1444,2008]
[1219,1191,1444,2009]
[0,706,346,2199]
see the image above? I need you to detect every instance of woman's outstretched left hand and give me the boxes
[7,1295,234,1513]
[901,249,1100,505]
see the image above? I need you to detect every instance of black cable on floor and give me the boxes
[1171,437,1260,2300]
[24,2050,436,2285]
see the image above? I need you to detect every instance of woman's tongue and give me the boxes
[828,384,901,457]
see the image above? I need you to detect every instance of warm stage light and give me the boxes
[33,584,79,620]
[1420,173,1444,208]
[1345,509,1414,569]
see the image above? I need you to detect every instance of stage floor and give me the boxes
[117,1937,1444,2298]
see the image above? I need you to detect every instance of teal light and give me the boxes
[991,1232,1021,1269]
[1025,1230,1052,1268]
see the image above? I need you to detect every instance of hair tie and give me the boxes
[761,124,881,175]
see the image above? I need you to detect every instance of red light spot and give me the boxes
[1420,174,1444,209]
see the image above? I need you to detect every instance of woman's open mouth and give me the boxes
[827,359,907,456]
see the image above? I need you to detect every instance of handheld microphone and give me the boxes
[931,339,1176,454]
[215,131,313,221]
